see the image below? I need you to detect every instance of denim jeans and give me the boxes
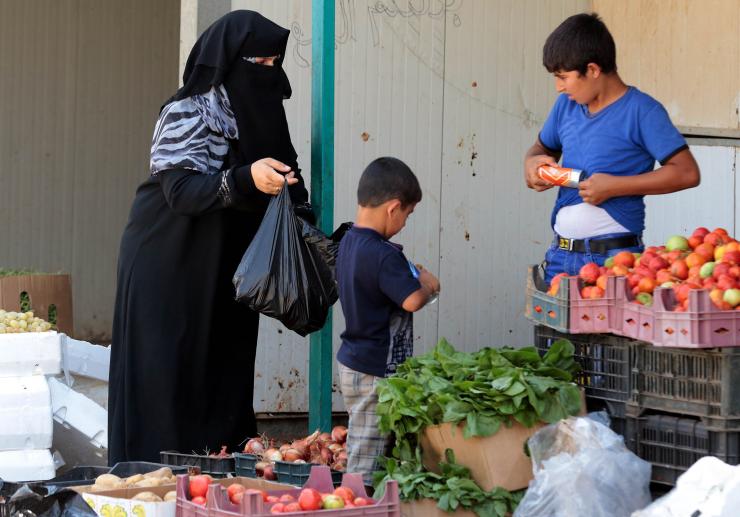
[543,232,644,283]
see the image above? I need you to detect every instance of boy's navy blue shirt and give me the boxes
[336,226,421,377]
[539,86,688,235]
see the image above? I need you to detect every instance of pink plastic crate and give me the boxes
[176,466,400,517]
[652,287,740,348]
[611,276,656,342]
[525,265,615,334]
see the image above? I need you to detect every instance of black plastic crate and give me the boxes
[43,466,110,488]
[635,413,740,487]
[630,345,740,429]
[273,461,342,487]
[534,325,634,405]
[234,453,259,478]
[159,451,234,477]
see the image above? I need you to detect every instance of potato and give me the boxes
[131,491,163,502]
[125,474,145,486]
[143,467,173,479]
[94,474,124,489]
[133,478,162,488]
[163,491,177,502]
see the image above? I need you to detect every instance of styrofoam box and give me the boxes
[0,331,61,377]
[48,377,107,449]
[0,448,55,481]
[0,375,53,450]
[62,336,110,381]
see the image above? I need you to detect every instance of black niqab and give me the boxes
[171,10,297,170]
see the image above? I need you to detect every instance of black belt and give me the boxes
[557,234,642,254]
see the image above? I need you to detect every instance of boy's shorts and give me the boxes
[337,362,389,485]
[543,232,644,283]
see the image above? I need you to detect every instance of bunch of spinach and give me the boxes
[376,338,581,462]
[374,449,524,517]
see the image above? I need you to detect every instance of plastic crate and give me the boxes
[43,466,110,488]
[534,325,634,405]
[175,466,401,517]
[525,265,615,334]
[653,286,740,348]
[629,344,740,429]
[234,453,258,478]
[110,461,188,477]
[611,276,657,342]
[160,451,234,476]
[273,460,343,487]
[634,413,740,487]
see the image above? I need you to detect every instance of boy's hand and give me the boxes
[416,265,440,294]
[579,173,618,205]
[524,154,558,191]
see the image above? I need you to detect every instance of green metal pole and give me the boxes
[309,0,335,433]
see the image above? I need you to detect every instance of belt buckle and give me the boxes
[558,237,573,251]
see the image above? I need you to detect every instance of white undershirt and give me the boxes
[554,203,630,239]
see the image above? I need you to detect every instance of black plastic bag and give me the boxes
[233,185,342,336]
[0,480,97,517]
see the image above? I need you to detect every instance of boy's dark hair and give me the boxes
[357,157,422,208]
[543,13,617,75]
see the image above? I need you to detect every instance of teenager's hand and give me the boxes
[524,154,558,191]
[579,173,618,205]
[251,158,298,195]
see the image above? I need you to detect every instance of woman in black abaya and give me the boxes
[108,10,309,463]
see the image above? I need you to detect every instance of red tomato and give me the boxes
[298,488,322,511]
[191,496,207,506]
[278,494,295,503]
[244,488,268,502]
[354,497,371,506]
[333,486,355,503]
[283,502,301,512]
[189,475,211,499]
[270,502,285,514]
[266,495,280,503]
[227,484,246,504]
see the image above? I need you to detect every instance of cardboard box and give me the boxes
[401,499,477,517]
[77,477,293,517]
[0,274,74,336]
[0,375,52,450]
[421,389,587,492]
[0,331,62,377]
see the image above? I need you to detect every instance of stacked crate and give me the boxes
[0,332,61,481]
[534,324,740,488]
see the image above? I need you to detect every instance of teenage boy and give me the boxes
[524,13,700,282]
[336,157,440,483]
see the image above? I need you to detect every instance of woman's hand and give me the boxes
[251,158,299,195]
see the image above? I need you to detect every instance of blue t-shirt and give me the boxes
[336,226,421,377]
[539,87,687,235]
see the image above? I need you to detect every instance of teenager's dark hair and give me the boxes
[357,157,422,208]
[543,13,617,75]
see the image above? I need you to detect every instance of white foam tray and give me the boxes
[48,377,107,449]
[0,448,55,481]
[0,375,53,451]
[0,331,61,377]
[62,335,110,381]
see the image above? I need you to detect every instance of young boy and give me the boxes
[336,156,440,483]
[524,13,701,282]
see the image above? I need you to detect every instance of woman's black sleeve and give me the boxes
[157,166,259,216]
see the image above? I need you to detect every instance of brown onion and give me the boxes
[291,439,308,457]
[263,448,283,462]
[319,447,333,465]
[244,437,265,455]
[255,461,270,476]
[279,443,290,455]
[305,430,321,445]
[331,425,348,444]
[262,464,276,480]
[293,459,306,464]
[336,450,348,462]
[327,443,343,453]
[318,432,332,445]
[283,448,302,462]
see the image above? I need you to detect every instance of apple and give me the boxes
[700,261,716,279]
[723,289,740,308]
[604,256,615,268]
[666,235,689,252]
[298,488,323,511]
[227,484,246,504]
[191,496,206,506]
[322,494,345,509]
[635,292,653,306]
[270,503,285,514]
[579,263,600,285]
